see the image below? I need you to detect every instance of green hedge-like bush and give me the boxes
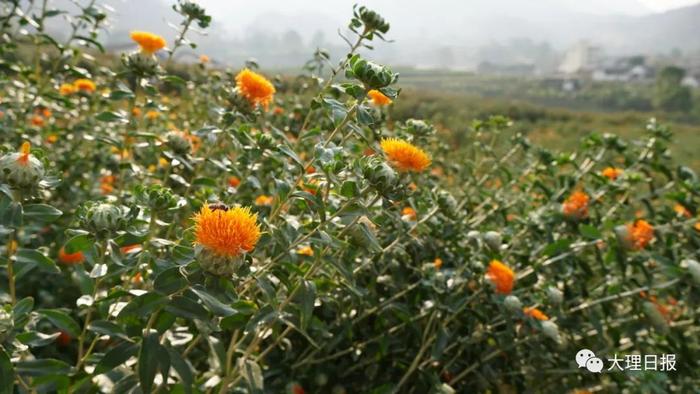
[0,2,699,393]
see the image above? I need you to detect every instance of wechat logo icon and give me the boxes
[576,349,603,373]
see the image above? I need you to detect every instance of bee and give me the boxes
[208,202,229,212]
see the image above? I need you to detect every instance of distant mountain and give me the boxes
[44,0,700,69]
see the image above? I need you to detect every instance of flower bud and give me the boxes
[547,287,563,305]
[165,131,192,155]
[348,55,395,89]
[314,373,328,386]
[437,190,458,217]
[614,224,632,249]
[405,119,435,138]
[122,52,160,77]
[483,231,502,251]
[361,156,398,194]
[541,321,560,342]
[682,259,700,285]
[503,295,522,312]
[0,142,45,190]
[435,383,456,394]
[196,247,245,276]
[642,301,669,333]
[82,203,130,234]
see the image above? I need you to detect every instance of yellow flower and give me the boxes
[433,257,443,269]
[193,205,261,258]
[601,167,623,180]
[73,79,96,93]
[486,260,515,295]
[523,307,549,321]
[673,203,692,218]
[380,138,431,172]
[59,83,77,96]
[235,68,275,109]
[130,31,166,55]
[401,206,417,220]
[297,246,314,256]
[146,110,159,120]
[255,195,274,206]
[626,219,654,250]
[368,89,392,106]
[562,191,589,219]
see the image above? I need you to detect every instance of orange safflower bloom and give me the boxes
[59,83,77,96]
[132,272,143,284]
[145,110,159,120]
[380,138,431,172]
[367,89,392,106]
[524,307,549,321]
[562,191,589,219]
[673,203,692,218]
[486,260,515,294]
[46,134,58,144]
[74,79,96,93]
[58,247,85,264]
[199,54,210,63]
[626,219,654,250]
[273,107,284,115]
[17,141,31,165]
[120,244,142,254]
[601,167,623,180]
[228,176,241,188]
[235,68,275,109]
[255,195,274,207]
[41,108,52,118]
[695,222,700,232]
[130,31,166,54]
[434,258,443,269]
[193,205,261,258]
[297,246,314,256]
[31,115,45,127]
[402,206,417,220]
[132,107,142,117]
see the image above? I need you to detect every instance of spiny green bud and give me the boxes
[435,383,456,394]
[483,231,502,251]
[349,216,378,250]
[353,6,390,34]
[196,246,244,276]
[81,202,131,234]
[682,259,700,284]
[135,184,180,212]
[541,321,560,342]
[504,295,522,312]
[361,156,398,193]
[405,119,435,138]
[347,55,396,90]
[547,287,563,305]
[437,190,458,217]
[0,142,45,190]
[122,52,160,77]
[165,131,192,155]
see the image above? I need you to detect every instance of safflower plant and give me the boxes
[0,1,699,393]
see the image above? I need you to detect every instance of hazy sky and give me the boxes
[639,0,700,10]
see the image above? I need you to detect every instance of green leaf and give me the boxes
[237,358,264,393]
[154,267,187,295]
[579,224,602,240]
[96,111,128,123]
[15,249,59,274]
[63,234,93,254]
[298,280,316,330]
[278,145,304,168]
[543,239,572,257]
[94,342,138,375]
[37,309,81,337]
[167,347,193,394]
[22,204,62,222]
[16,359,71,376]
[164,296,209,321]
[0,347,14,394]
[118,292,167,321]
[138,333,161,393]
[88,320,130,341]
[16,331,61,347]
[190,286,236,316]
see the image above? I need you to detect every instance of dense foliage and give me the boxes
[1,1,700,393]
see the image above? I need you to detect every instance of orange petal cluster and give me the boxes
[193,205,261,258]
[235,68,276,109]
[486,260,515,295]
[380,138,431,172]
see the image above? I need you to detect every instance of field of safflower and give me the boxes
[1,1,700,393]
